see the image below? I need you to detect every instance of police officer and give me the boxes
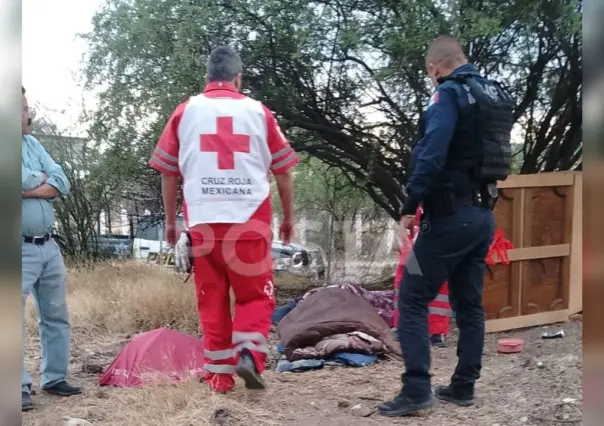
[378,35,514,417]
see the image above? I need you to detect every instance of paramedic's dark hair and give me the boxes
[206,46,243,82]
[22,86,26,94]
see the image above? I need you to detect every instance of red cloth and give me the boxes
[190,232,275,391]
[99,328,204,388]
[393,207,451,336]
[486,229,514,265]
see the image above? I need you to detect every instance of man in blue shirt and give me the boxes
[379,36,501,417]
[21,87,82,411]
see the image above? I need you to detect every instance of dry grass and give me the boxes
[23,262,316,426]
[23,261,583,426]
[28,383,285,425]
[26,262,200,337]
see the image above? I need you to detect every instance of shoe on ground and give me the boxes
[430,334,447,348]
[42,381,82,397]
[377,392,437,417]
[22,392,34,412]
[434,385,474,406]
[236,348,265,390]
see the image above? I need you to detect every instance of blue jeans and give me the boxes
[397,205,495,400]
[22,239,71,394]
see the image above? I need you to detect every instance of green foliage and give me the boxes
[31,114,116,260]
[272,155,383,221]
[81,0,582,220]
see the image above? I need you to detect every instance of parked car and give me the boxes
[132,215,325,278]
[52,231,132,259]
[94,234,132,258]
[272,240,325,279]
[132,215,181,261]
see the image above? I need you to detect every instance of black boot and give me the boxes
[22,392,34,412]
[42,381,82,397]
[434,385,474,406]
[378,391,437,417]
[430,334,447,348]
[236,348,265,390]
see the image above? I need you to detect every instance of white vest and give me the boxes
[178,94,271,226]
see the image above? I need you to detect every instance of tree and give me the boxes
[272,154,387,256]
[30,113,102,259]
[30,107,140,260]
[273,155,382,221]
[82,0,582,220]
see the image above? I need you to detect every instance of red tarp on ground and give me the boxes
[99,327,205,388]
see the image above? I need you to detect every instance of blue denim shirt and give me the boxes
[22,135,71,237]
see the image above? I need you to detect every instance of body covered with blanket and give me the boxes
[277,287,401,361]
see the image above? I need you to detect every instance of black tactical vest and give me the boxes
[439,73,515,182]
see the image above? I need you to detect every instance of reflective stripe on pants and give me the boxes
[203,364,236,374]
[232,331,271,359]
[395,280,451,335]
[190,233,275,377]
[204,348,234,361]
[429,307,452,316]
[429,282,451,336]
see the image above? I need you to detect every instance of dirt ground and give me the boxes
[21,263,583,425]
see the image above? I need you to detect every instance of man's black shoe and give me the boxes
[434,385,474,406]
[236,348,265,390]
[22,392,34,412]
[42,381,82,397]
[378,392,437,417]
[376,392,403,411]
[430,334,447,348]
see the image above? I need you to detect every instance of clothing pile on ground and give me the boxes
[272,284,400,373]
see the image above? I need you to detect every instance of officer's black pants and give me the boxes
[397,204,495,401]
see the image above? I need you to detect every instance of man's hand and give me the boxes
[274,171,294,243]
[279,219,294,244]
[41,172,48,183]
[22,183,58,199]
[165,222,184,247]
[399,215,415,250]
[161,174,180,245]
[400,215,414,235]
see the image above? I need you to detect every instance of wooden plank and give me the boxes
[511,188,525,316]
[559,174,575,312]
[497,172,575,189]
[504,244,571,262]
[568,173,583,314]
[485,309,570,333]
[522,187,534,248]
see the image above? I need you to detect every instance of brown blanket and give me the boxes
[290,331,385,361]
[277,287,401,361]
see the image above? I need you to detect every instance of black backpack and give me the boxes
[441,73,515,182]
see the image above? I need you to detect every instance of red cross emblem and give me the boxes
[200,116,250,170]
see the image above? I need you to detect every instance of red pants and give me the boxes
[190,232,275,390]
[428,282,450,336]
